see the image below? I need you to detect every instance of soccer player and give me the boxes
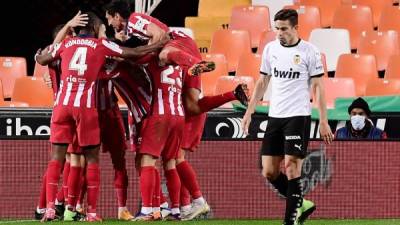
[241,9,333,225]
[104,0,215,76]
[35,12,168,222]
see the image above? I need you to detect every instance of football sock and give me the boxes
[270,172,288,198]
[198,92,236,113]
[140,166,156,208]
[46,160,62,208]
[180,185,191,206]
[176,161,202,199]
[67,166,82,209]
[165,168,181,209]
[86,163,100,213]
[38,172,47,209]
[152,169,161,208]
[114,169,128,207]
[62,162,71,202]
[284,177,303,225]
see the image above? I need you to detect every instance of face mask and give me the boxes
[350,115,366,130]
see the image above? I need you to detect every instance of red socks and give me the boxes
[62,162,70,202]
[166,51,200,68]
[67,166,82,209]
[165,168,181,208]
[114,169,128,207]
[152,169,161,208]
[180,185,191,206]
[140,166,156,207]
[46,160,62,208]
[86,163,100,213]
[198,92,236,113]
[38,172,47,209]
[176,161,202,199]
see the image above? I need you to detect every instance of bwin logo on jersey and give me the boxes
[273,67,300,79]
[215,118,247,138]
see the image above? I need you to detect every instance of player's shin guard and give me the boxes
[38,172,47,209]
[176,161,202,199]
[67,166,82,210]
[86,163,100,213]
[197,92,236,113]
[62,162,71,202]
[269,172,288,198]
[46,160,62,208]
[180,185,191,207]
[114,169,128,207]
[284,177,303,225]
[165,168,181,209]
[140,166,156,211]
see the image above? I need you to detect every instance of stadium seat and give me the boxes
[33,62,49,78]
[357,30,400,71]
[185,16,230,40]
[214,75,255,97]
[210,29,252,72]
[257,30,276,54]
[321,77,356,108]
[320,53,328,77]
[365,79,400,96]
[332,5,374,49]
[201,53,229,96]
[0,57,27,98]
[169,27,194,39]
[252,0,295,24]
[297,0,342,27]
[384,55,400,79]
[335,54,379,96]
[12,77,54,107]
[378,5,400,37]
[236,53,262,81]
[284,5,322,40]
[229,6,271,48]
[309,29,351,72]
[198,0,251,17]
[347,0,393,28]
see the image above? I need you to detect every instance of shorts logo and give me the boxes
[285,135,301,140]
[294,144,302,151]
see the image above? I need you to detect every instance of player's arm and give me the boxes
[311,77,333,144]
[146,23,166,45]
[118,34,169,59]
[183,88,202,115]
[53,11,88,44]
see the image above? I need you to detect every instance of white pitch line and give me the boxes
[0,220,37,224]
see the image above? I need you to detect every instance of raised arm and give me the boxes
[311,77,333,144]
[53,11,88,44]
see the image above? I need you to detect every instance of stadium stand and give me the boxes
[384,55,400,79]
[320,77,356,108]
[214,75,254,96]
[32,62,49,78]
[11,77,53,107]
[296,0,342,27]
[346,0,393,28]
[256,30,276,54]
[365,78,400,96]
[236,53,261,82]
[198,0,251,17]
[201,53,229,96]
[283,5,322,40]
[0,57,27,98]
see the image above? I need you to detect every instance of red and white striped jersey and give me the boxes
[146,58,185,117]
[48,60,61,99]
[101,60,152,123]
[51,36,124,108]
[127,13,169,41]
[96,79,118,111]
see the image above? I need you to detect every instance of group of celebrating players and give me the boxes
[34,0,248,222]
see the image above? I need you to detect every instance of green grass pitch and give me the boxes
[1,219,399,225]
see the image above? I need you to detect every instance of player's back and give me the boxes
[127,13,169,40]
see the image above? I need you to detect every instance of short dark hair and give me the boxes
[274,9,298,27]
[104,0,131,20]
[75,11,102,35]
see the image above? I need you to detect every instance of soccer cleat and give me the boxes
[295,199,316,225]
[40,208,56,222]
[34,209,44,220]
[181,202,210,221]
[85,214,103,222]
[188,61,216,76]
[152,211,162,220]
[118,209,134,221]
[54,203,65,219]
[63,208,85,221]
[165,213,182,221]
[180,207,192,220]
[161,207,172,220]
[234,84,249,106]
[132,212,154,221]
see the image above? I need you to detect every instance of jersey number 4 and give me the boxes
[69,47,88,76]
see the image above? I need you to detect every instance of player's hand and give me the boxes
[241,112,252,135]
[67,11,88,28]
[115,30,128,42]
[320,121,333,144]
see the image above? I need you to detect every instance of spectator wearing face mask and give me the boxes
[335,97,387,139]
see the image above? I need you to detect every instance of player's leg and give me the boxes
[151,167,162,220]
[163,158,181,220]
[35,171,47,220]
[76,157,86,214]
[83,145,102,222]
[262,155,286,197]
[63,152,84,221]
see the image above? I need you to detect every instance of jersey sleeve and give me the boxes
[308,45,324,77]
[50,41,64,59]
[99,39,124,57]
[127,13,152,38]
[260,43,272,76]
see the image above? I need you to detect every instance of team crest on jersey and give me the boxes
[293,54,301,65]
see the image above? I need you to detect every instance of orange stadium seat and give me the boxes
[198,0,251,17]
[321,77,356,108]
[33,62,49,78]
[357,30,400,71]
[332,5,374,49]
[378,6,400,40]
[365,79,400,96]
[335,54,379,96]
[284,5,322,40]
[210,29,252,72]
[214,76,255,97]
[257,30,276,54]
[297,0,342,27]
[229,6,271,48]
[347,0,393,28]
[236,53,262,81]
[201,53,229,96]
[12,77,54,107]
[0,57,27,98]
[385,55,400,79]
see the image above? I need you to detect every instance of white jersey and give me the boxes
[260,39,324,118]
